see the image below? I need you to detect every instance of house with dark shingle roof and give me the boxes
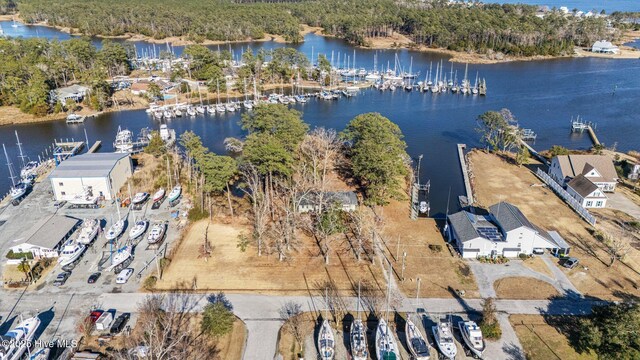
[548,154,617,208]
[446,202,561,258]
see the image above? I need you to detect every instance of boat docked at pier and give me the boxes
[113,126,134,153]
[158,124,176,147]
[459,320,486,358]
[0,315,41,360]
[406,318,431,360]
[3,144,31,203]
[147,222,167,244]
[317,319,335,360]
[76,218,99,244]
[58,239,86,266]
[432,317,457,359]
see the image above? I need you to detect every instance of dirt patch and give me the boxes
[377,199,479,298]
[510,314,596,360]
[468,150,640,300]
[494,277,559,300]
[277,312,316,360]
[156,219,385,295]
[522,256,554,278]
[216,318,247,360]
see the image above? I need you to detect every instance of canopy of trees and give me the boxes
[16,0,615,56]
[341,112,409,206]
[576,301,640,359]
[0,37,131,115]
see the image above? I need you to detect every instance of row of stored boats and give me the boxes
[318,315,485,360]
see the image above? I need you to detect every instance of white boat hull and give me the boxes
[129,221,149,239]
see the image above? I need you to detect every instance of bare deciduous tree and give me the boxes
[279,301,304,348]
[603,231,631,267]
[239,163,269,256]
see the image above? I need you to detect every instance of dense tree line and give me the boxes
[16,0,615,56]
[0,37,131,115]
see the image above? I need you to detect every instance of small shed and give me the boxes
[592,40,619,54]
[548,231,571,257]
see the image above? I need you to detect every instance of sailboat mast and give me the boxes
[3,143,17,187]
[15,131,27,169]
[385,259,392,324]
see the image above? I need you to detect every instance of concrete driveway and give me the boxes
[607,192,640,220]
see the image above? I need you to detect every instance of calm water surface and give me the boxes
[1,23,639,215]
[491,0,639,12]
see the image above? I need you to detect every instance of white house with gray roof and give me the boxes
[548,154,618,208]
[446,202,561,258]
[49,152,132,201]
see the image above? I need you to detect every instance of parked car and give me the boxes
[532,248,545,255]
[562,257,579,269]
[87,310,104,324]
[110,313,131,334]
[116,268,134,284]
[53,200,67,209]
[88,272,101,284]
[53,271,71,286]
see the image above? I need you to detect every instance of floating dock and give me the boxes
[53,140,85,165]
[457,144,474,206]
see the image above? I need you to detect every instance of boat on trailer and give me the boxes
[459,320,486,358]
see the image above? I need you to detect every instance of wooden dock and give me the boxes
[586,125,601,147]
[457,144,474,205]
[88,141,102,153]
[519,140,550,166]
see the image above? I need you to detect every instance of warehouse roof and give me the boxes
[24,215,79,249]
[50,153,130,178]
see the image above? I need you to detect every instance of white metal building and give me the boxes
[50,152,132,201]
[8,215,80,259]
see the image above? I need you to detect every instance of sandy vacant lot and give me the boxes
[157,219,385,295]
[511,314,596,360]
[377,200,479,298]
[494,277,559,300]
[469,150,640,300]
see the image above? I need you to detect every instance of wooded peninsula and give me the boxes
[6,0,636,57]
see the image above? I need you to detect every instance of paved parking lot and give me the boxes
[0,178,188,344]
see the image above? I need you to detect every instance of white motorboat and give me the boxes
[432,318,457,360]
[106,245,133,272]
[152,188,166,203]
[132,192,150,205]
[163,110,173,119]
[68,188,98,206]
[159,124,176,146]
[113,126,134,153]
[186,107,196,116]
[216,104,226,113]
[459,321,486,358]
[419,201,429,214]
[174,108,183,117]
[129,220,149,240]
[225,102,237,112]
[58,240,86,266]
[196,105,206,114]
[406,318,431,360]
[317,319,335,360]
[0,315,41,360]
[376,319,400,360]
[20,161,39,179]
[105,219,125,241]
[168,185,181,202]
[76,218,99,244]
[350,319,368,360]
[147,222,167,244]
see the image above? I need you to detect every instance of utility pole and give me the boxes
[416,277,421,303]
[396,237,401,261]
[401,251,407,282]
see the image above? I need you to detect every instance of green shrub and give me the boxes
[480,322,502,340]
[188,206,208,221]
[428,244,442,252]
[6,250,34,260]
[518,253,529,260]
[143,275,157,290]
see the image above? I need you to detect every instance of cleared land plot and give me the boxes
[494,277,559,300]
[469,150,640,300]
[376,199,479,298]
[156,219,385,295]
[511,314,596,360]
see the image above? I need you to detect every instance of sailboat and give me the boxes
[129,219,149,240]
[459,320,486,358]
[317,289,335,360]
[15,131,38,181]
[168,185,182,202]
[152,188,166,203]
[215,79,226,113]
[105,245,133,272]
[432,316,457,359]
[196,84,206,114]
[105,218,125,241]
[132,192,150,205]
[147,222,167,244]
[350,282,368,360]
[76,218,99,244]
[11,17,19,28]
[0,315,41,360]
[406,317,431,360]
[3,144,30,202]
[376,261,400,360]
[58,239,86,266]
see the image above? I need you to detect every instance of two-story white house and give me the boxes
[446,202,563,258]
[548,154,618,208]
